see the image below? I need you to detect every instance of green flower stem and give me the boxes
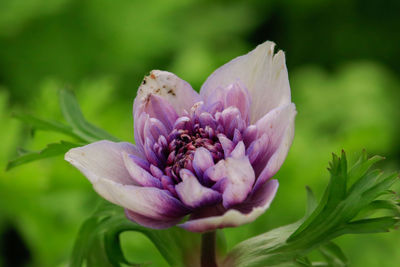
[201,231,218,267]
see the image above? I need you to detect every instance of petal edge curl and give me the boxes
[179,179,278,232]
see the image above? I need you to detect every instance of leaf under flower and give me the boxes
[222,150,399,267]
[71,201,203,267]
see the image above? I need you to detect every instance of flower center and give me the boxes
[165,123,223,183]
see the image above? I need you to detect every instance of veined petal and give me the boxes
[200,41,291,123]
[193,147,214,179]
[230,141,245,159]
[175,169,222,209]
[134,70,201,117]
[217,134,234,158]
[143,117,168,144]
[246,133,269,173]
[122,152,162,188]
[215,107,246,138]
[253,103,296,190]
[224,82,251,122]
[125,209,182,229]
[65,141,189,219]
[93,178,189,219]
[222,156,255,208]
[134,94,178,131]
[134,112,150,153]
[65,140,141,185]
[203,82,251,122]
[179,179,278,232]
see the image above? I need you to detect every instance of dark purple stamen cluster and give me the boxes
[164,122,223,184]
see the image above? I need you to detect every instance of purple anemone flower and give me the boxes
[65,41,296,232]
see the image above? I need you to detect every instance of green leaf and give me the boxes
[59,89,120,142]
[361,199,400,216]
[305,186,317,218]
[294,256,313,267]
[6,141,81,170]
[347,150,384,187]
[71,201,201,267]
[318,241,348,267]
[289,151,348,242]
[223,150,399,267]
[222,222,302,267]
[13,113,83,140]
[337,217,399,235]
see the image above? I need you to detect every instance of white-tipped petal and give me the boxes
[65,140,141,185]
[253,103,296,190]
[135,70,201,116]
[65,141,189,219]
[94,178,189,219]
[200,41,291,123]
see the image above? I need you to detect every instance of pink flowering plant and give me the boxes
[9,42,400,267]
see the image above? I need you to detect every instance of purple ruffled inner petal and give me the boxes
[124,76,293,231]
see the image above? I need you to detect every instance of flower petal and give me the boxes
[65,140,141,185]
[122,152,163,188]
[217,134,234,158]
[179,179,278,232]
[221,155,255,208]
[224,82,251,122]
[125,209,182,229]
[134,94,178,131]
[252,103,296,191]
[203,82,251,123]
[143,117,169,144]
[193,147,214,179]
[215,107,246,138]
[94,178,189,219]
[134,112,150,153]
[200,41,291,123]
[175,169,222,209]
[134,70,201,117]
[246,133,269,172]
[65,140,189,219]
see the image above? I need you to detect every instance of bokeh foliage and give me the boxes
[1,0,399,266]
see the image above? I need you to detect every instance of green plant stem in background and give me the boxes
[201,231,218,267]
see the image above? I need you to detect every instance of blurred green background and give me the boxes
[1,0,399,266]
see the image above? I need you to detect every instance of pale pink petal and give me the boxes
[215,107,246,138]
[230,141,245,159]
[65,140,141,185]
[134,70,201,117]
[221,155,255,208]
[192,147,214,179]
[134,112,150,153]
[179,180,279,232]
[122,152,162,188]
[65,141,189,219]
[246,133,269,173]
[253,103,296,191]
[134,94,178,131]
[175,169,221,209]
[93,178,189,219]
[204,160,227,183]
[143,117,168,144]
[125,209,182,229]
[200,41,291,123]
[224,82,251,121]
[217,134,234,157]
[203,82,251,122]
